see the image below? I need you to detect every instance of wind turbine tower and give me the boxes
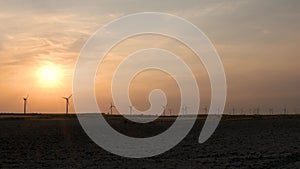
[23,95,29,114]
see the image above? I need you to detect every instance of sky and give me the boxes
[0,0,299,114]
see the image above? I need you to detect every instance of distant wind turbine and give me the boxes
[182,105,188,115]
[168,108,172,116]
[161,105,167,116]
[240,108,244,115]
[62,94,72,115]
[269,108,274,115]
[248,108,252,115]
[129,105,133,115]
[109,102,115,115]
[203,106,208,114]
[217,107,221,114]
[283,107,287,115]
[23,95,29,114]
[232,107,236,115]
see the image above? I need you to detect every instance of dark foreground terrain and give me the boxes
[0,117,299,169]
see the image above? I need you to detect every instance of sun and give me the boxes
[37,63,62,87]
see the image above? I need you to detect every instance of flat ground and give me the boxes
[0,116,299,169]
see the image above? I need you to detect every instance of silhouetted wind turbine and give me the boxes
[240,108,244,115]
[283,107,287,115]
[249,108,252,115]
[182,105,188,115]
[203,106,208,114]
[109,102,115,115]
[269,108,274,115]
[232,107,236,115]
[257,108,260,115]
[129,105,133,115]
[62,94,72,115]
[161,105,167,116]
[168,108,172,116]
[23,95,29,114]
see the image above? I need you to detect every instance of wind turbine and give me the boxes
[248,108,252,115]
[23,95,29,114]
[182,105,188,115]
[129,105,133,115]
[62,94,72,115]
[109,102,115,115]
[240,108,244,115]
[203,106,208,114]
[232,106,236,115]
[161,105,167,116]
[269,108,274,115]
[257,107,260,115]
[283,107,287,115]
[168,108,172,116]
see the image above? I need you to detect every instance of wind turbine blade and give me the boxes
[68,94,72,99]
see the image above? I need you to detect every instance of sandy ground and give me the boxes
[0,118,299,169]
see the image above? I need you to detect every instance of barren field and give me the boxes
[0,117,299,169]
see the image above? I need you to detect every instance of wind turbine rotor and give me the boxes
[23,95,29,100]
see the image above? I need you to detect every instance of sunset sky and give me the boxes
[0,0,299,114]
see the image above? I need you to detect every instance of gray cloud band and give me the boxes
[73,12,226,158]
